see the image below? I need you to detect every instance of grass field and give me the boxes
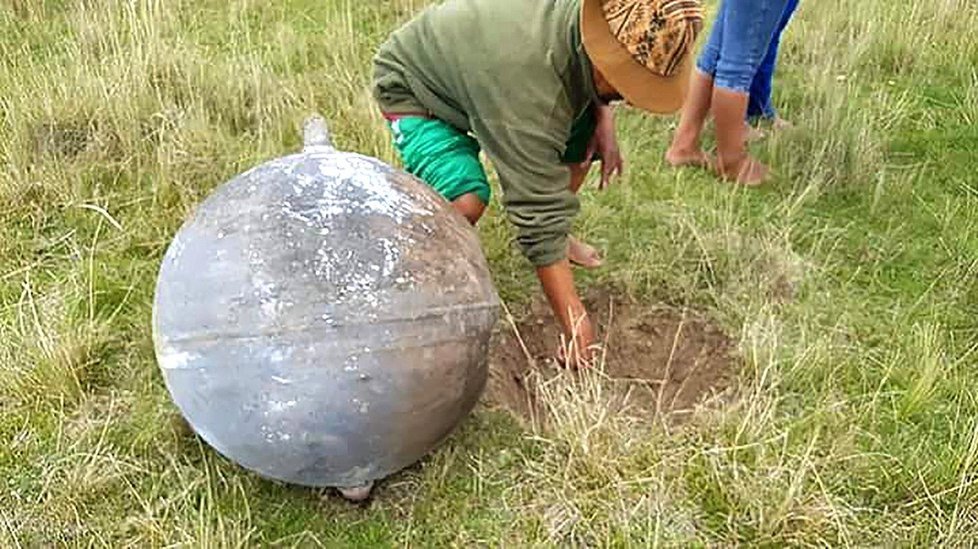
[2,0,978,545]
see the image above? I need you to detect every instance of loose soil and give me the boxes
[484,287,738,424]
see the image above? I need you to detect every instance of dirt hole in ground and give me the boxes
[485,287,738,424]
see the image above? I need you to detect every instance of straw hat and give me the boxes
[582,0,704,113]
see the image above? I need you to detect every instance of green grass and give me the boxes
[2,0,978,545]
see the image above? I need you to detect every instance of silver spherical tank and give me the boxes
[152,116,499,499]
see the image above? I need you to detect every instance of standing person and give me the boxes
[665,0,792,185]
[747,0,801,138]
[373,0,704,366]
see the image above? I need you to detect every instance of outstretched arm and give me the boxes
[536,259,596,368]
[471,118,597,365]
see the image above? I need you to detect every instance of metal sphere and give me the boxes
[152,117,499,493]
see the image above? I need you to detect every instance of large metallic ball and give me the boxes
[152,117,499,491]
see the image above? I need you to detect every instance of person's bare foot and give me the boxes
[717,155,769,186]
[746,123,767,142]
[567,235,603,269]
[771,116,793,131]
[665,146,714,169]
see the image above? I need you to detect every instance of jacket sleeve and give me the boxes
[472,118,578,267]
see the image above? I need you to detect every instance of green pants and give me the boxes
[386,105,598,205]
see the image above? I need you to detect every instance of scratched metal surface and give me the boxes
[152,118,499,488]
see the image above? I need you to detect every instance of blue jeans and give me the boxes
[696,0,793,95]
[748,0,801,120]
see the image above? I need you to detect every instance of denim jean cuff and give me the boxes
[713,73,754,93]
[695,57,716,78]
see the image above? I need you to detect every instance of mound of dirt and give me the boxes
[485,288,738,424]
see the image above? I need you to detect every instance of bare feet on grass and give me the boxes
[746,117,793,142]
[746,123,766,142]
[707,87,769,187]
[665,146,714,170]
[716,154,769,186]
[771,116,793,131]
[567,235,603,269]
[668,145,769,186]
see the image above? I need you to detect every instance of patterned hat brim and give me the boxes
[581,0,693,114]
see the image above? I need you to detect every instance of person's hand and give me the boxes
[556,339,602,370]
[581,105,624,190]
[553,306,599,369]
[536,260,599,369]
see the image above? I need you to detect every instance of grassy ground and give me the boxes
[2,0,977,545]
